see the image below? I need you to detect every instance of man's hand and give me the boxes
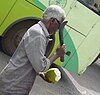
[39,72,52,83]
[56,44,66,58]
[48,44,66,63]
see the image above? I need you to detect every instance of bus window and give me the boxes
[78,0,100,15]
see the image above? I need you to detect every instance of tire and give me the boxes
[1,19,39,56]
[1,19,55,56]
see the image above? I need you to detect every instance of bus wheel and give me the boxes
[1,19,39,56]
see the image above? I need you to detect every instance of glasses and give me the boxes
[55,18,61,29]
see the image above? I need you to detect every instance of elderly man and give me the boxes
[0,5,66,95]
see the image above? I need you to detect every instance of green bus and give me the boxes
[0,0,100,74]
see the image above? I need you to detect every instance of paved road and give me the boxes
[0,51,100,95]
[71,59,100,95]
[0,52,81,95]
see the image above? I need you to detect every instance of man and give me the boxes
[0,5,66,95]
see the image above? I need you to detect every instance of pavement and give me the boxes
[0,52,83,95]
[29,65,81,95]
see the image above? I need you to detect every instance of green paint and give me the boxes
[0,0,17,35]
[32,0,46,11]
[53,28,78,73]
[63,29,78,73]
[0,0,100,74]
[49,0,67,8]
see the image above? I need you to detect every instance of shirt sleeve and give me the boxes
[24,34,51,73]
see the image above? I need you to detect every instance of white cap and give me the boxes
[43,5,66,23]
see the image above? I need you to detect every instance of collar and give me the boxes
[38,21,50,38]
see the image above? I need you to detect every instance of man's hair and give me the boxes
[43,5,66,23]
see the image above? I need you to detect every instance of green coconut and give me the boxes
[45,68,61,84]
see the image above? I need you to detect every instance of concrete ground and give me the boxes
[29,65,82,95]
[0,52,82,95]
[0,52,98,95]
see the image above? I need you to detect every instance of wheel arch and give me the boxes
[2,17,41,36]
[1,17,55,56]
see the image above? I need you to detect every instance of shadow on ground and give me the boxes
[71,61,100,94]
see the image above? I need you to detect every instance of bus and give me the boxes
[0,0,100,74]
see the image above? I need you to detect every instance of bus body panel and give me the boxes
[0,0,16,25]
[66,1,99,36]
[0,0,100,74]
[0,0,43,35]
[39,0,100,74]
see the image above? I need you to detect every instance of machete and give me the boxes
[59,21,71,62]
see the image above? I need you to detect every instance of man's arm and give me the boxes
[39,44,66,83]
[49,44,66,63]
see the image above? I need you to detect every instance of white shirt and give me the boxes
[0,21,51,94]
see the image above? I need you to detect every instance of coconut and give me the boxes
[44,68,61,84]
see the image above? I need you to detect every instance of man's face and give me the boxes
[48,18,61,35]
